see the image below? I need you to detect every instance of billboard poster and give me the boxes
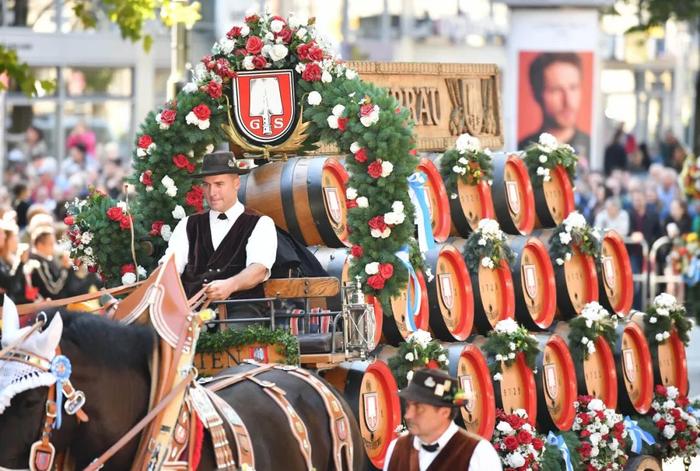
[517,51,594,161]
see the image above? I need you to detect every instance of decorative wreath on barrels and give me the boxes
[549,211,601,266]
[646,385,699,462]
[387,330,448,389]
[462,219,514,273]
[68,10,418,299]
[483,319,539,380]
[438,133,493,198]
[491,409,550,470]
[522,132,578,185]
[644,293,692,346]
[567,301,621,364]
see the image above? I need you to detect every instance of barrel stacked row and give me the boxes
[236,154,688,470]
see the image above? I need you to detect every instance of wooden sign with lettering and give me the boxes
[195,343,287,376]
[338,62,503,152]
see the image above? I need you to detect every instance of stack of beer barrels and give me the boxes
[237,153,688,470]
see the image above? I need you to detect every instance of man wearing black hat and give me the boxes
[163,151,276,305]
[383,368,502,471]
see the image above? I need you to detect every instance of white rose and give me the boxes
[307,91,322,106]
[539,132,558,149]
[538,154,548,163]
[556,258,564,265]
[160,224,172,241]
[81,232,93,244]
[350,141,361,154]
[240,25,250,37]
[346,187,358,200]
[345,69,357,80]
[655,333,664,342]
[494,318,519,335]
[332,104,346,117]
[481,257,491,268]
[405,352,415,362]
[165,186,177,197]
[161,175,175,189]
[507,352,515,360]
[296,27,307,39]
[137,266,147,278]
[172,205,186,220]
[270,19,285,33]
[392,201,404,213]
[496,421,513,434]
[121,272,137,285]
[455,133,480,153]
[327,115,339,129]
[559,231,572,245]
[493,373,502,381]
[588,398,605,411]
[243,55,255,70]
[269,44,288,62]
[218,37,235,54]
[406,370,414,382]
[321,70,333,83]
[84,247,93,256]
[381,161,393,177]
[438,354,447,363]
[495,354,503,361]
[356,197,369,208]
[663,424,676,439]
[264,32,274,42]
[182,82,198,93]
[365,262,379,275]
[507,452,526,468]
[667,386,679,399]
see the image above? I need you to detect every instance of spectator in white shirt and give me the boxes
[594,196,629,236]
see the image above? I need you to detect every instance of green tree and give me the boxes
[0,0,201,97]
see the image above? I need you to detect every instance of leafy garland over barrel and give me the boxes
[74,9,417,302]
[483,319,540,380]
[522,132,578,186]
[567,301,622,365]
[549,211,602,266]
[438,133,493,198]
[644,293,692,346]
[462,218,514,273]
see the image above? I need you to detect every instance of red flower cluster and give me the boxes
[367,262,394,290]
[185,185,205,212]
[149,220,164,237]
[367,160,383,179]
[140,170,153,187]
[63,216,74,225]
[192,104,211,121]
[354,148,368,163]
[571,395,627,470]
[159,109,177,126]
[360,102,375,117]
[173,154,195,173]
[246,36,263,54]
[492,409,544,471]
[337,117,348,132]
[203,56,236,80]
[350,245,363,258]
[206,80,222,99]
[301,63,321,82]
[368,215,387,233]
[106,206,131,231]
[297,41,324,62]
[137,135,153,149]
[120,264,135,275]
[649,385,699,461]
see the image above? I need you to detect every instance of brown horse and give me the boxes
[0,308,364,470]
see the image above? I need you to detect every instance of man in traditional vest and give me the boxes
[163,151,277,308]
[384,368,502,471]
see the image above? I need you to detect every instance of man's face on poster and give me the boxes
[541,61,582,130]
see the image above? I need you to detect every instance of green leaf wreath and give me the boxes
[197,324,300,366]
[462,218,514,274]
[74,10,418,303]
[644,293,693,346]
[438,133,493,198]
[483,319,540,379]
[549,211,602,267]
[387,329,448,389]
[522,132,578,187]
[567,301,622,364]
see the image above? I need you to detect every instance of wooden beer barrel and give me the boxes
[535,229,599,319]
[614,321,654,415]
[553,322,618,410]
[598,230,634,315]
[533,333,578,432]
[322,360,401,470]
[377,268,430,346]
[424,244,474,341]
[508,235,556,330]
[445,341,496,440]
[238,157,349,247]
[533,165,575,227]
[624,456,662,471]
[310,247,383,347]
[491,351,538,425]
[470,261,516,334]
[416,158,451,243]
[629,311,689,396]
[490,152,535,235]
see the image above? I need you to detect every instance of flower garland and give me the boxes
[492,409,547,470]
[522,132,578,186]
[549,211,602,266]
[648,385,700,462]
[387,329,448,389]
[644,293,693,346]
[483,319,540,381]
[680,153,700,200]
[196,325,300,366]
[63,188,149,283]
[462,219,514,273]
[569,395,629,470]
[438,133,494,199]
[567,301,622,364]
[75,9,417,301]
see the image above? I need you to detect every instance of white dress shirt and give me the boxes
[162,201,277,279]
[382,422,503,471]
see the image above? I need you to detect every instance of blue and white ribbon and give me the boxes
[683,257,700,286]
[396,248,421,332]
[50,355,72,429]
[546,432,573,471]
[624,416,655,454]
[407,172,436,253]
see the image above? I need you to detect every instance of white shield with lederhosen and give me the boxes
[438,273,455,310]
[323,187,342,224]
[363,392,379,432]
[544,364,558,400]
[505,181,521,215]
[522,264,538,300]
[602,256,616,289]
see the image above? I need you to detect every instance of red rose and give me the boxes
[186,186,204,212]
[119,215,132,230]
[671,409,681,420]
[140,170,153,186]
[517,430,532,444]
[354,148,368,163]
[227,26,242,38]
[159,108,177,125]
[337,117,348,132]
[346,199,358,209]
[579,442,592,458]
[379,263,394,280]
[207,80,222,99]
[186,162,195,173]
[120,264,135,275]
[426,359,439,368]
[655,385,668,396]
[368,215,387,232]
[137,134,153,148]
[106,207,124,221]
[296,42,314,61]
[367,160,383,179]
[360,103,375,117]
[245,14,259,24]
[301,63,322,82]
[676,420,687,432]
[308,46,324,62]
[245,36,264,55]
[150,220,164,236]
[252,55,268,70]
[503,436,519,452]
[277,27,293,43]
[579,413,591,426]
[351,245,363,258]
[234,48,247,56]
[192,104,211,121]
[172,153,190,170]
[678,438,688,450]
[656,419,667,429]
[367,274,385,290]
[87,265,97,273]
[580,429,590,438]
[64,216,74,225]
[532,438,544,451]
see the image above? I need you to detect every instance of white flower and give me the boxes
[663,331,670,339]
[327,115,339,129]
[556,258,564,265]
[581,336,589,345]
[84,247,93,256]
[121,272,137,285]
[508,352,515,360]
[332,104,345,117]
[494,318,519,335]
[307,91,322,106]
[559,231,572,245]
[495,354,503,361]
[381,161,393,177]
[80,231,93,244]
[655,333,664,342]
[663,424,676,439]
[365,262,379,275]
[384,212,405,225]
[269,44,288,62]
[165,186,177,197]
[589,432,602,446]
[508,342,516,351]
[345,69,357,80]
[205,144,215,154]
[536,166,546,176]
[182,82,198,93]
[667,386,679,399]
[406,370,414,382]
[438,354,447,363]
[243,55,255,70]
[452,165,466,175]
[455,133,481,153]
[565,252,572,261]
[405,352,415,362]
[408,329,432,349]
[296,27,307,39]
[185,111,210,130]
[496,421,513,434]
[321,71,333,83]
[360,105,380,127]
[264,32,274,42]
[137,266,147,278]
[481,257,491,268]
[656,308,669,317]
[160,224,172,241]
[588,398,605,411]
[218,37,235,54]
[563,211,587,230]
[493,373,502,381]
[270,19,285,33]
[350,142,361,154]
[172,205,186,220]
[654,293,677,309]
[288,14,303,29]
[507,452,526,468]
[538,154,548,163]
[477,219,501,239]
[356,197,369,208]
[585,319,593,328]
[478,238,487,246]
[391,201,404,213]
[539,132,558,149]
[346,187,358,200]
[663,399,675,409]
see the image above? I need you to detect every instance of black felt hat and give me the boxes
[398,368,467,408]
[193,151,252,177]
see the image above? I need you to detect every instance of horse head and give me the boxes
[0,295,63,471]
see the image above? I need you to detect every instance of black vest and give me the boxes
[180,210,265,300]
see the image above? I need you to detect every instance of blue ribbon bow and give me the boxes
[624,416,656,454]
[50,355,72,429]
[396,248,421,332]
[407,172,436,253]
[683,257,700,286]
[546,432,573,471]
